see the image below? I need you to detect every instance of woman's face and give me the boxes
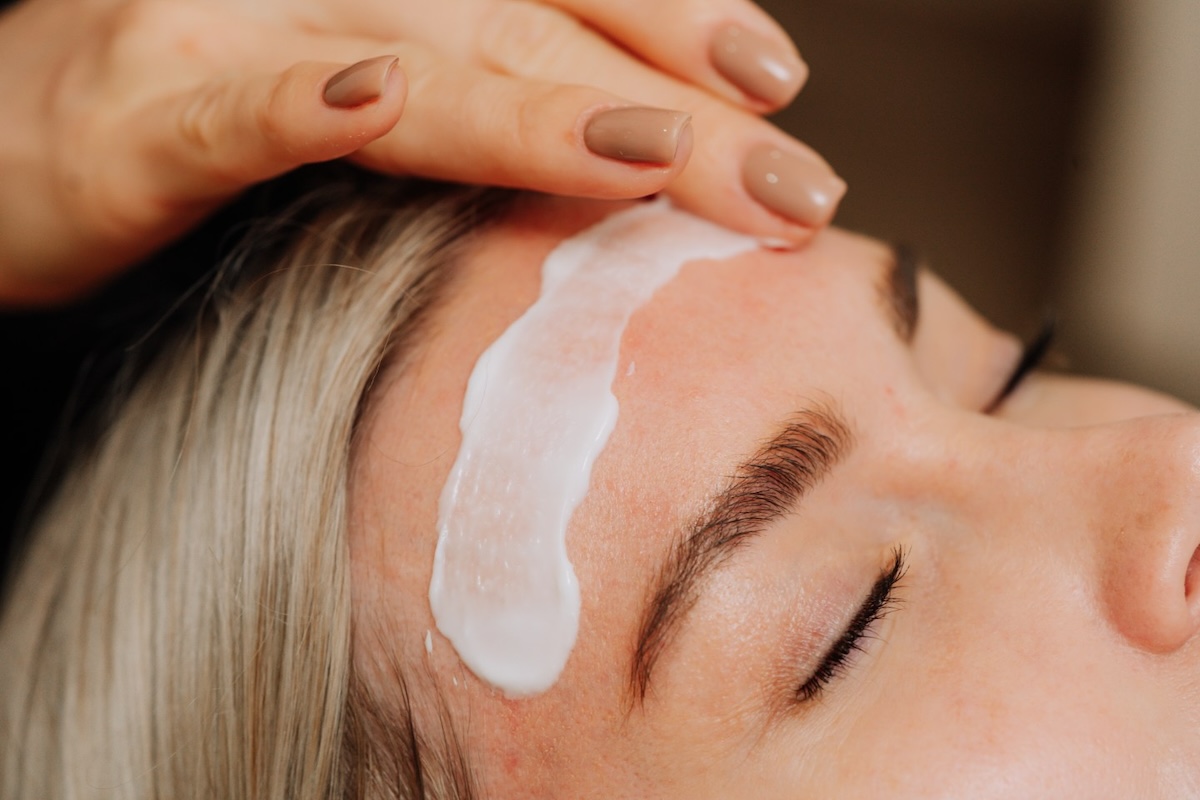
[350,196,1200,798]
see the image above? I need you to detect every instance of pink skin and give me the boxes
[349,196,1200,798]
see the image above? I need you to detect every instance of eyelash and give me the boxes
[984,315,1057,413]
[791,318,1054,701]
[796,547,908,703]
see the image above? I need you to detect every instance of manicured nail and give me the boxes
[323,56,399,109]
[710,24,808,107]
[742,144,847,227]
[584,107,692,164]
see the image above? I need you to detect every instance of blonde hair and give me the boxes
[0,171,510,799]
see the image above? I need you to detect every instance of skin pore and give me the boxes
[349,195,1200,798]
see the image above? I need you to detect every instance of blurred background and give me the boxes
[760,0,1200,403]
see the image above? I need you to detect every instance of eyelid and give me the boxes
[795,547,907,703]
[984,314,1058,414]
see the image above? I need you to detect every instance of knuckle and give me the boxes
[252,73,308,174]
[260,78,294,151]
[179,84,268,187]
[504,83,591,178]
[180,73,298,188]
[177,85,224,160]
[510,90,546,156]
[477,0,585,76]
[529,82,593,134]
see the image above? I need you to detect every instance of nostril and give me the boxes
[1186,544,1200,601]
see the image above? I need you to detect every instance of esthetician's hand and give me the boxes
[0,0,845,305]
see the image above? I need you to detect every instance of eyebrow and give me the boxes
[626,244,917,705]
[881,243,920,343]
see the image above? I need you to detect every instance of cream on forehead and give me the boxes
[429,198,759,696]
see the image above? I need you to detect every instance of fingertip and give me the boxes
[707,22,808,110]
[292,57,406,159]
[582,106,693,166]
[757,229,817,251]
[170,59,410,196]
[740,144,846,229]
[559,103,693,198]
[667,144,846,247]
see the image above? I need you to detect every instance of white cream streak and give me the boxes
[430,199,759,696]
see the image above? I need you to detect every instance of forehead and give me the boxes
[349,196,900,776]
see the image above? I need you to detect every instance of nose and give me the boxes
[1067,414,1200,654]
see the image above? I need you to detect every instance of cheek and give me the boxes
[804,565,1177,798]
[793,634,1161,798]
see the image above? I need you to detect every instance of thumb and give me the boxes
[140,57,407,202]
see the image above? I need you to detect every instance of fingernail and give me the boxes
[710,24,808,107]
[742,144,847,227]
[584,107,692,164]
[323,56,399,109]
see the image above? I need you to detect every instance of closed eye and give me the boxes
[795,547,907,703]
[984,315,1057,413]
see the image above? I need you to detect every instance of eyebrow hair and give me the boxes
[626,244,917,706]
[881,243,920,343]
[628,402,854,705]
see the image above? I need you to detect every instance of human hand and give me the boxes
[0,0,844,305]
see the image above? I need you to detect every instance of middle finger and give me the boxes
[287,0,846,242]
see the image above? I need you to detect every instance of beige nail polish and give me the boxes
[742,144,847,227]
[710,24,808,107]
[323,56,399,109]
[584,107,692,164]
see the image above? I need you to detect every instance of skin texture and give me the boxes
[0,0,835,304]
[350,196,1200,798]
